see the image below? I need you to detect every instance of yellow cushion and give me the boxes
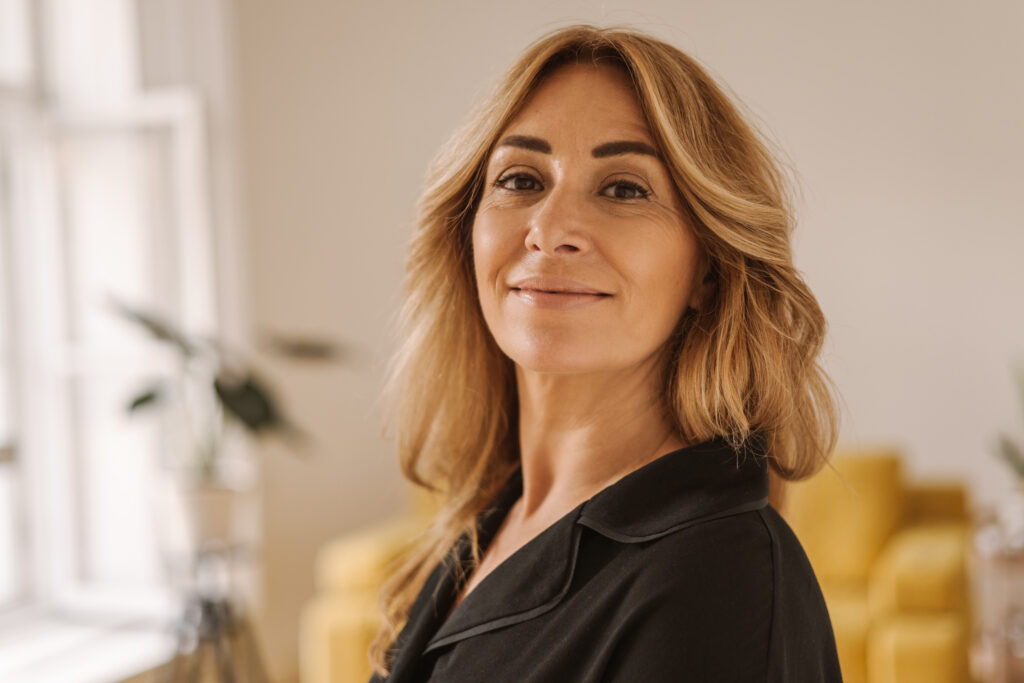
[314,517,423,594]
[903,482,968,525]
[868,614,969,683]
[784,450,904,582]
[868,523,969,617]
[820,581,870,683]
[300,594,380,683]
[305,517,427,683]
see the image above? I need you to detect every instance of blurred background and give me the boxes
[0,0,1020,681]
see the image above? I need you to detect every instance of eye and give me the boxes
[601,179,651,201]
[494,172,542,192]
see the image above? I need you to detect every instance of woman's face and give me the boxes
[472,63,707,375]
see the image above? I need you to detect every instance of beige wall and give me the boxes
[230,1,1024,679]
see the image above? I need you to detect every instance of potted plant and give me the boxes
[112,296,341,551]
[969,365,1024,682]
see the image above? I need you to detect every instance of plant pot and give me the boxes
[970,484,1024,682]
[180,481,245,551]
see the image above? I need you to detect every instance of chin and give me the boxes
[514,358,598,375]
[500,336,610,376]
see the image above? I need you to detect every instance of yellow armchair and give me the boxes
[782,448,972,683]
[300,487,437,683]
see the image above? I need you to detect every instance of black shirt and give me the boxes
[371,436,842,682]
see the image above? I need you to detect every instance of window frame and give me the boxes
[0,0,229,630]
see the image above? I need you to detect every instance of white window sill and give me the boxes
[0,609,174,683]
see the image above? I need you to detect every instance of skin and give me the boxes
[456,63,709,609]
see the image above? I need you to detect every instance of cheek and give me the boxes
[471,212,511,314]
[623,228,701,321]
[471,215,494,293]
[472,210,520,285]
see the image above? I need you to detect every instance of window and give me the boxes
[0,0,33,615]
[0,0,236,675]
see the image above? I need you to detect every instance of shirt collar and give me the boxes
[578,433,771,542]
[416,434,770,657]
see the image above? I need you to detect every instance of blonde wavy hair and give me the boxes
[369,24,839,676]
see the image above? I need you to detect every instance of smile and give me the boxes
[510,288,611,310]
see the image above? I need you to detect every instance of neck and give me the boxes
[511,355,686,524]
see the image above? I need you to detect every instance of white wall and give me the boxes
[230,1,1024,679]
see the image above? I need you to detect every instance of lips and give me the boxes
[507,276,611,296]
[513,288,610,296]
[506,276,611,310]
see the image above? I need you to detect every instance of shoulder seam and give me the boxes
[756,507,777,683]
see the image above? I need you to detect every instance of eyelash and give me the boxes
[493,172,652,201]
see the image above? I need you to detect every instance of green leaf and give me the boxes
[259,331,344,362]
[108,296,196,358]
[213,371,288,434]
[997,434,1024,479]
[126,385,164,413]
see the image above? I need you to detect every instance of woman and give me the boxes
[369,24,842,682]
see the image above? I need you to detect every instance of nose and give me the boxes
[524,182,592,255]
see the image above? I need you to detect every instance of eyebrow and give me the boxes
[496,135,659,159]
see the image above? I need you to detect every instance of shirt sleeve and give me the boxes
[598,517,774,682]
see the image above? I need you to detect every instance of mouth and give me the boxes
[511,287,611,296]
[509,287,611,310]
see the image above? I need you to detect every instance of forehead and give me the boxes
[501,63,653,143]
